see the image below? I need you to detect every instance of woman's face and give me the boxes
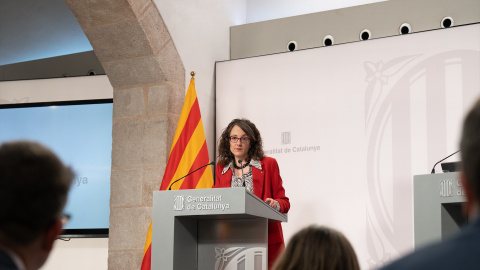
[229,125,251,162]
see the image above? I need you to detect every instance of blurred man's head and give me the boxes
[460,98,480,219]
[0,141,73,270]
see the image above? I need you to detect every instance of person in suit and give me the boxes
[0,141,73,270]
[272,225,360,270]
[381,97,480,270]
[213,118,290,269]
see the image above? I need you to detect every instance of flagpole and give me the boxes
[140,68,214,270]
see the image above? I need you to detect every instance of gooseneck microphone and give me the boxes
[430,150,460,174]
[168,161,215,190]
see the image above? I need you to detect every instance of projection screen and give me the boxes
[215,24,480,269]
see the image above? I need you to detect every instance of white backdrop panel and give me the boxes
[216,24,480,269]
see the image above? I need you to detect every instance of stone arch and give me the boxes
[64,0,184,268]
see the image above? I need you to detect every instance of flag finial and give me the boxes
[191,71,196,78]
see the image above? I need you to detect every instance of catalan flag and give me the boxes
[140,75,214,270]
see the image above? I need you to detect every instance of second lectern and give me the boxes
[152,187,287,270]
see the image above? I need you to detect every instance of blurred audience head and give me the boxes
[460,98,480,219]
[0,140,73,270]
[273,225,360,270]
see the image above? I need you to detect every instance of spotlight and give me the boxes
[323,35,334,46]
[360,29,371,41]
[441,17,454,28]
[287,41,297,51]
[399,23,412,34]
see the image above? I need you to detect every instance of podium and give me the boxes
[414,172,466,248]
[152,187,288,270]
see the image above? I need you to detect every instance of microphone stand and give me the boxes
[168,161,215,190]
[430,150,460,174]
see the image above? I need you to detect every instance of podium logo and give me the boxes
[281,132,291,145]
[439,180,453,197]
[215,247,266,270]
[174,195,185,211]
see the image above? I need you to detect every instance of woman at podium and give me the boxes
[214,118,290,269]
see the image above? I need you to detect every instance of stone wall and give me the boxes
[64,0,185,268]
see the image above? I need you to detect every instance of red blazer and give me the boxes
[213,156,290,245]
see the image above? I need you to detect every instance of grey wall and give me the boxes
[0,0,102,81]
[0,51,105,81]
[0,0,92,66]
[231,0,480,59]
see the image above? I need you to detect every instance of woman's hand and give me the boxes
[265,198,280,211]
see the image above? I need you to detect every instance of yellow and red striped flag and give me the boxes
[140,75,214,270]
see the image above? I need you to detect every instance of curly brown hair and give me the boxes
[217,118,264,166]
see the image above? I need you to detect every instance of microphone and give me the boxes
[430,150,460,174]
[238,160,245,186]
[168,161,215,190]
